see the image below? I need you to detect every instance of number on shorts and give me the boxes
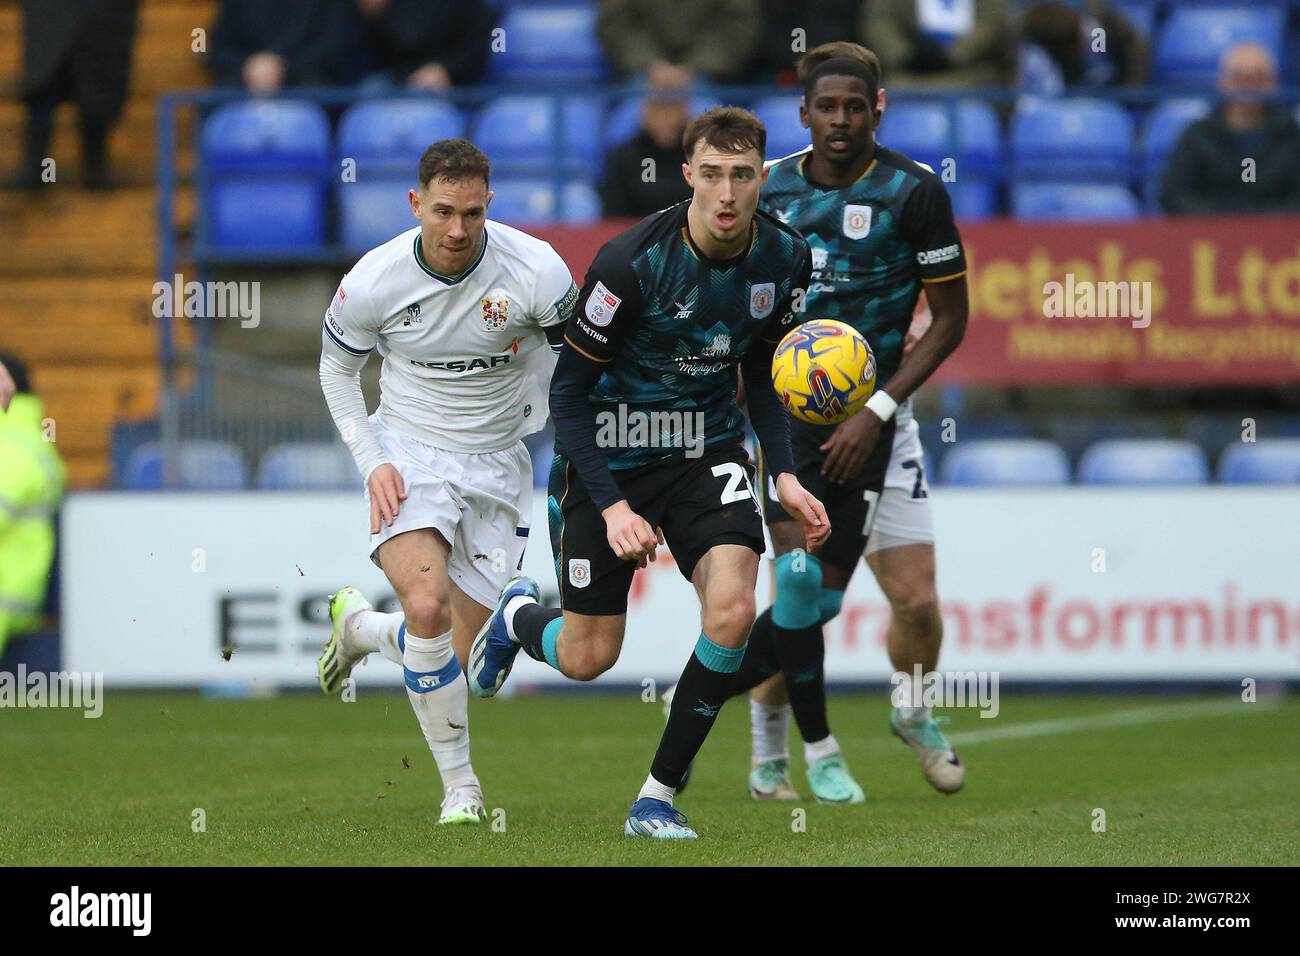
[713,462,759,510]
[862,489,881,536]
[901,459,928,499]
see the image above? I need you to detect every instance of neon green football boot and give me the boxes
[317,587,371,695]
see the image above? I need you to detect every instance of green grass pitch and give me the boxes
[2,690,1296,866]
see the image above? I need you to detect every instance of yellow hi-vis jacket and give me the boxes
[0,394,64,653]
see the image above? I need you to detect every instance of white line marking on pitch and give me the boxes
[947,698,1277,747]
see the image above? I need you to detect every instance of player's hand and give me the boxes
[0,361,14,413]
[367,463,407,534]
[819,408,882,485]
[602,500,663,568]
[774,473,830,553]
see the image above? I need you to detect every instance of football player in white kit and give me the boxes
[316,140,577,824]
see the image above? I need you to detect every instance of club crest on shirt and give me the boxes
[750,282,775,319]
[481,296,509,331]
[403,301,422,326]
[843,204,872,239]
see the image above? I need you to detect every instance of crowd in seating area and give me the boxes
[10,1,1300,231]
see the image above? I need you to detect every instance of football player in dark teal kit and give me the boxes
[467,108,830,839]
[730,43,971,803]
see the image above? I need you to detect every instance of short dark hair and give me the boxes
[0,352,31,395]
[797,41,882,89]
[418,138,491,190]
[681,107,766,161]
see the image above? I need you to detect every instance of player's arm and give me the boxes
[318,281,404,533]
[548,250,660,565]
[528,245,579,353]
[883,174,968,404]
[744,246,830,552]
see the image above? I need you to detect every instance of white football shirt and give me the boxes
[320,222,577,477]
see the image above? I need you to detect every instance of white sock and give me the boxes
[403,630,477,792]
[347,609,405,666]
[637,773,675,805]
[503,594,535,642]
[893,669,932,722]
[805,733,841,765]
[750,699,790,765]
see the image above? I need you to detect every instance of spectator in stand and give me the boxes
[208,0,358,92]
[0,354,64,662]
[1019,1,1146,94]
[8,0,139,191]
[600,78,694,217]
[597,0,761,85]
[859,0,1015,89]
[1161,43,1300,215]
[747,0,862,85]
[355,0,493,92]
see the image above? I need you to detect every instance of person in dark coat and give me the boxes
[1161,43,1300,215]
[9,0,139,191]
[599,80,694,218]
[355,0,494,92]
[207,0,358,92]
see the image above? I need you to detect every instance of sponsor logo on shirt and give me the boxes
[585,281,621,327]
[843,204,872,239]
[556,282,579,322]
[917,243,961,266]
[481,296,509,331]
[331,285,347,314]
[326,310,346,338]
[750,282,775,319]
[410,354,514,373]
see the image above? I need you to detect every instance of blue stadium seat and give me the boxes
[1140,98,1211,210]
[201,101,331,250]
[474,96,602,176]
[939,439,1071,486]
[751,96,808,161]
[878,100,1002,219]
[257,443,360,490]
[488,4,608,83]
[1012,182,1139,221]
[1217,440,1300,484]
[1078,439,1209,485]
[1011,98,1134,184]
[338,100,466,175]
[604,94,725,152]
[339,181,417,251]
[488,178,600,226]
[123,441,249,490]
[1153,5,1286,88]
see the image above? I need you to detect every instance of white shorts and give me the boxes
[864,408,936,556]
[368,418,532,608]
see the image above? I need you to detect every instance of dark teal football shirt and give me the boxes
[761,144,966,383]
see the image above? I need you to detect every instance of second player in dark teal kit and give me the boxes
[718,46,973,804]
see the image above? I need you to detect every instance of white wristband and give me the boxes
[865,390,899,422]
